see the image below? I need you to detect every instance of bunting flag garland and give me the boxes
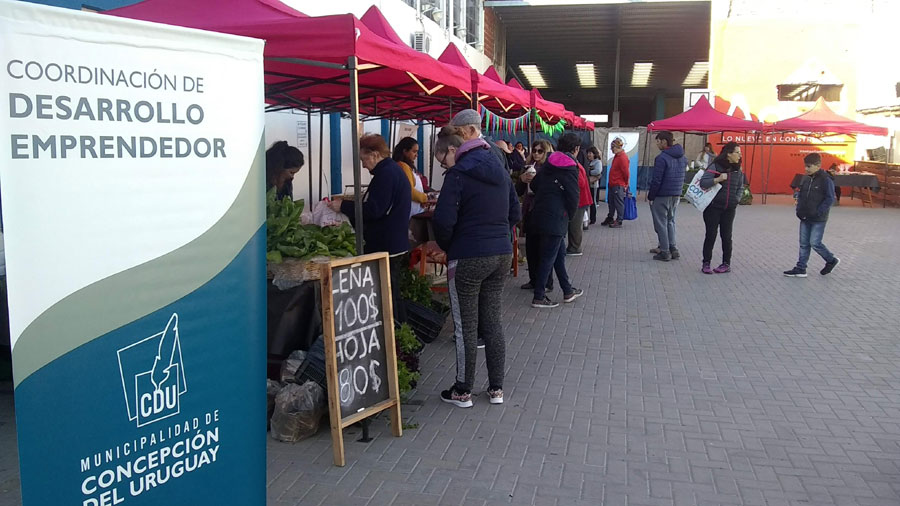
[479,104,530,134]
[537,114,566,136]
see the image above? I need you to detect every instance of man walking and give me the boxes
[784,153,840,277]
[648,131,687,261]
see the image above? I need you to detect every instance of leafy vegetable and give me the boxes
[398,265,432,306]
[265,188,356,262]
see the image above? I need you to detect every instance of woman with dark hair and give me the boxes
[699,141,744,274]
[432,123,520,408]
[586,146,602,224]
[518,139,555,291]
[392,137,428,217]
[265,141,304,200]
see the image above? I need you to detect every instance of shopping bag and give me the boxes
[623,192,638,220]
[684,170,721,212]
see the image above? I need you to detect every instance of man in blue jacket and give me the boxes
[648,131,687,261]
[784,153,840,277]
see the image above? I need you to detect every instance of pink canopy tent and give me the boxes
[647,96,763,133]
[771,97,888,136]
[108,0,473,122]
[483,66,503,83]
[436,43,532,117]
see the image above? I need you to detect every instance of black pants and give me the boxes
[525,228,554,289]
[589,187,600,223]
[702,206,736,264]
[389,253,408,323]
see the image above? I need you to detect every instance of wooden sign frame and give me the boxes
[320,252,402,466]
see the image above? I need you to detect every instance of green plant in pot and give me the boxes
[395,323,422,398]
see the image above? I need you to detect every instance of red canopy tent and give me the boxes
[483,66,503,83]
[109,0,473,122]
[647,96,763,133]
[770,97,888,136]
[436,43,531,117]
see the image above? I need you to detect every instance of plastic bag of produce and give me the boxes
[279,350,307,383]
[266,379,282,425]
[270,381,326,442]
[304,200,348,227]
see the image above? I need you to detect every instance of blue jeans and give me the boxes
[533,234,573,300]
[796,220,834,270]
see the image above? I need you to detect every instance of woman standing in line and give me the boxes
[586,147,603,224]
[392,137,428,218]
[431,117,520,408]
[699,141,744,274]
[518,140,555,291]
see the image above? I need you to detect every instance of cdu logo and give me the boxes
[117,314,188,427]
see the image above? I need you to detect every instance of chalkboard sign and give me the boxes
[320,253,401,466]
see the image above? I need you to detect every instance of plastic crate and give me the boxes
[405,299,450,344]
[294,336,327,390]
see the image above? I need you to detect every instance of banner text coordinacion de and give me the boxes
[6,60,226,160]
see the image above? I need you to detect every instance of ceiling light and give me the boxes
[519,64,547,88]
[631,62,653,87]
[576,63,597,88]
[682,61,709,87]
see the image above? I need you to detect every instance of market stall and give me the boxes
[771,97,889,206]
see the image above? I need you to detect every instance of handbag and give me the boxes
[684,170,721,212]
[623,191,638,220]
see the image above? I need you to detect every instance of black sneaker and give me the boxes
[600,217,613,226]
[653,251,671,261]
[477,339,485,349]
[820,257,840,275]
[520,282,535,290]
[783,267,808,278]
[440,386,473,408]
[609,221,623,228]
[566,251,583,257]
[531,297,559,308]
[669,248,680,260]
[563,288,584,303]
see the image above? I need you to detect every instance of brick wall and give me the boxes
[484,7,499,67]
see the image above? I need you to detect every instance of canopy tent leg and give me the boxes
[429,121,436,186]
[763,139,775,204]
[746,131,760,187]
[307,109,313,204]
[348,56,364,254]
[319,111,325,201]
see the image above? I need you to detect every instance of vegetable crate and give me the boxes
[406,300,450,344]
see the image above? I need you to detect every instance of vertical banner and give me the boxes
[605,131,640,195]
[0,3,266,506]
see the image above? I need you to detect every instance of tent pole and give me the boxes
[318,112,325,201]
[348,56,364,254]
[746,131,759,187]
[764,138,775,204]
[429,121,436,186]
[307,109,313,204]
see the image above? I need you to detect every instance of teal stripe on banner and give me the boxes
[11,135,266,387]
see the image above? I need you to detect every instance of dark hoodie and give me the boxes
[527,152,580,236]
[700,159,744,210]
[649,144,687,200]
[432,139,521,261]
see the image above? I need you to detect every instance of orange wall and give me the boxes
[709,16,862,193]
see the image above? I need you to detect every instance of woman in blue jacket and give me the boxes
[432,116,520,409]
[330,133,411,321]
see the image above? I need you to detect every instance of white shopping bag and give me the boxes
[684,170,721,212]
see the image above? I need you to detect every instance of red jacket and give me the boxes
[576,162,593,207]
[609,150,630,188]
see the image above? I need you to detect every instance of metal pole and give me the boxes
[307,109,313,204]
[429,121,436,185]
[348,56,364,254]
[613,37,621,128]
[318,112,324,201]
[763,139,775,204]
